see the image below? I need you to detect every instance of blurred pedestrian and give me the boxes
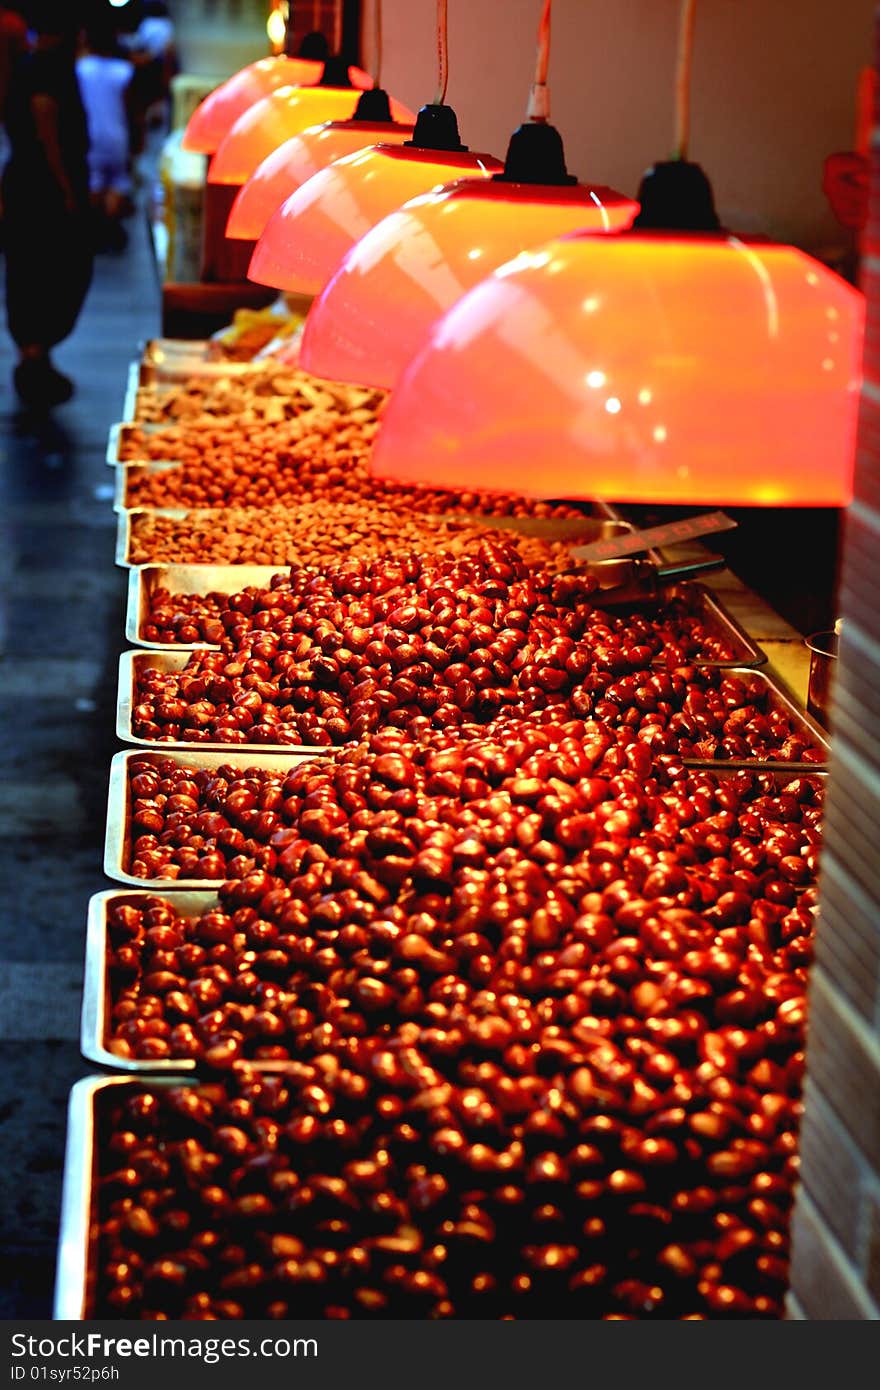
[125,0,175,136]
[2,1,92,406]
[77,15,135,249]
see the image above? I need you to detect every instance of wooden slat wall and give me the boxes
[789,9,880,1321]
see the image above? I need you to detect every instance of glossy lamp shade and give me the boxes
[182,57,372,155]
[209,88,414,187]
[226,119,415,241]
[300,180,639,389]
[249,143,503,295]
[371,232,865,506]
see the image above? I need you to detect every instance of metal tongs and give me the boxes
[570,511,736,606]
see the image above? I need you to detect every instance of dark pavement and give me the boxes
[0,213,159,1316]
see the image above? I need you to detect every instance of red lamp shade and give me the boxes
[227,119,415,241]
[182,57,372,156]
[248,143,503,296]
[371,231,865,506]
[209,88,415,187]
[300,180,639,389]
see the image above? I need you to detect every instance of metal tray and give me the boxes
[137,358,261,386]
[142,337,213,365]
[106,421,178,467]
[115,507,191,568]
[611,583,766,668]
[121,361,140,422]
[679,666,830,770]
[124,570,763,670]
[117,650,326,753]
[56,1074,192,1318]
[127,564,288,646]
[83,892,218,1072]
[114,461,186,512]
[115,509,631,570]
[104,747,319,888]
[118,651,828,765]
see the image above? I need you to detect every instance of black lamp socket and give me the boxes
[352,87,394,122]
[632,159,721,232]
[494,120,577,186]
[405,103,468,152]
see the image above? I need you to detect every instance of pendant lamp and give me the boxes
[183,22,372,158]
[248,0,502,296]
[208,70,414,187]
[369,0,865,506]
[300,2,638,389]
[369,230,863,506]
[226,87,414,240]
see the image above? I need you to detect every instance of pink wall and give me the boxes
[364,0,873,250]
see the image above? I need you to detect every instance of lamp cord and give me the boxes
[674,0,698,160]
[526,0,552,122]
[333,0,343,56]
[373,0,383,86]
[434,0,449,105]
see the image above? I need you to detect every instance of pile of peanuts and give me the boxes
[98,724,820,1316]
[130,543,823,760]
[119,418,586,520]
[130,502,584,572]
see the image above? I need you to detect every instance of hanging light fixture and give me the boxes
[248,0,503,296]
[300,0,639,390]
[227,3,415,242]
[208,55,414,188]
[369,0,865,506]
[182,13,372,157]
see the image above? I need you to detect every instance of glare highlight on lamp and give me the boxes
[370,231,864,506]
[248,134,503,296]
[209,84,414,187]
[182,59,373,156]
[299,176,638,389]
[227,111,415,241]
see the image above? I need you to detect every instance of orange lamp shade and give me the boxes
[182,57,372,155]
[248,143,504,296]
[300,180,639,389]
[227,119,415,241]
[209,88,415,187]
[371,232,865,507]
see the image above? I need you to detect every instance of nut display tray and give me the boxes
[116,511,631,570]
[125,568,764,669]
[103,747,318,889]
[106,421,177,467]
[55,1075,192,1317]
[82,893,218,1073]
[117,650,828,766]
[116,649,326,754]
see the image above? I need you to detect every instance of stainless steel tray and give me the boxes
[118,651,827,764]
[55,1074,192,1319]
[104,747,319,888]
[117,649,326,753]
[138,358,261,386]
[115,507,191,568]
[121,361,140,422]
[142,337,213,365]
[679,666,829,769]
[115,509,631,570]
[611,583,766,668]
[127,564,288,646]
[114,461,184,512]
[83,892,218,1072]
[124,570,763,669]
[106,421,177,467]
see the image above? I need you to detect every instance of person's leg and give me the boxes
[5,190,92,405]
